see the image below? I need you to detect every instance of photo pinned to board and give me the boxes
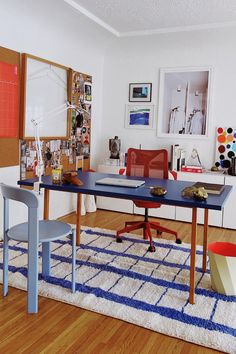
[84,81,92,103]
[125,104,154,129]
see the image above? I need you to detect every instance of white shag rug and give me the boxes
[0,226,236,353]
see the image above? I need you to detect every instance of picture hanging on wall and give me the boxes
[129,83,152,102]
[84,81,92,103]
[157,67,213,138]
[214,127,236,169]
[125,104,154,129]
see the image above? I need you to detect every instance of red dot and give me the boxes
[218,145,225,153]
[217,127,223,134]
[218,134,226,143]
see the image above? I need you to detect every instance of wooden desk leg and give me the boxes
[44,189,50,220]
[202,209,209,273]
[189,207,197,305]
[76,193,82,246]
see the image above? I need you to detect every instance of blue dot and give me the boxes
[227,144,231,149]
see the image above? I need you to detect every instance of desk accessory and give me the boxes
[182,186,208,201]
[62,171,83,186]
[109,136,120,159]
[192,182,224,195]
[150,186,167,196]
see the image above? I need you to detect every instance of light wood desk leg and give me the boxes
[202,209,209,273]
[76,193,82,246]
[190,207,197,305]
[44,189,50,220]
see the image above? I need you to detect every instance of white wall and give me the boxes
[0,0,114,233]
[99,27,236,169]
[1,2,236,231]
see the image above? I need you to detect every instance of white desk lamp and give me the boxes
[31,101,89,191]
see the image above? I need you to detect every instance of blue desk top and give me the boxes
[18,171,232,211]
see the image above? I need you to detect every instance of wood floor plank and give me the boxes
[0,209,231,353]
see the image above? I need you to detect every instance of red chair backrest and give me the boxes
[126,148,168,180]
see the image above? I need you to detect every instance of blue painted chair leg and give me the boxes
[27,235,39,313]
[3,232,9,297]
[42,242,51,277]
[71,229,76,293]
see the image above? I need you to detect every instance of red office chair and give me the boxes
[116,148,181,252]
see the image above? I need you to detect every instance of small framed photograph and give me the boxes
[84,82,92,103]
[125,104,154,129]
[129,83,152,102]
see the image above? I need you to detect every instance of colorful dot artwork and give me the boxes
[215,127,236,169]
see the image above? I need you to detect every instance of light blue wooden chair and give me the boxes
[0,183,76,313]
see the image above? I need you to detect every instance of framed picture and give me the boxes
[157,67,213,138]
[129,83,152,102]
[21,53,70,139]
[125,104,154,129]
[84,81,92,103]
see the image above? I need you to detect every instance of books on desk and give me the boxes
[192,182,225,195]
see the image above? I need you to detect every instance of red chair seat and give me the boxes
[133,200,161,209]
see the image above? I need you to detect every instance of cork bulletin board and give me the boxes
[0,46,20,167]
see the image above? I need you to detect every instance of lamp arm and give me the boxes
[31,101,89,191]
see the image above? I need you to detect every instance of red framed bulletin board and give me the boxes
[0,46,20,167]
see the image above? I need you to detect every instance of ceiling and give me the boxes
[63,0,236,37]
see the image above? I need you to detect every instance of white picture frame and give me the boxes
[22,54,70,139]
[157,66,213,138]
[125,104,154,129]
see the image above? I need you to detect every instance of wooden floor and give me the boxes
[1,209,235,353]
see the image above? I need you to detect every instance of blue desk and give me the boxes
[18,171,232,304]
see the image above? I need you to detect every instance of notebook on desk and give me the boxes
[192,182,225,195]
[96,177,145,188]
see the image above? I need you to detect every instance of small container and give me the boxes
[52,165,63,184]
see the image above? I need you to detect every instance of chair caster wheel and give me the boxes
[176,238,182,244]
[148,245,156,252]
[116,238,122,243]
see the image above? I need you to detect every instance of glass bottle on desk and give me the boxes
[52,163,63,184]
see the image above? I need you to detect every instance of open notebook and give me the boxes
[95,177,145,188]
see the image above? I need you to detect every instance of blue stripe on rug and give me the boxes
[1,247,236,303]
[1,261,235,337]
[35,235,208,273]
[3,241,210,276]
[81,228,204,255]
[38,274,236,338]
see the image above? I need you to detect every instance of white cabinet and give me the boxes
[176,172,224,227]
[223,176,236,229]
[96,164,133,214]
